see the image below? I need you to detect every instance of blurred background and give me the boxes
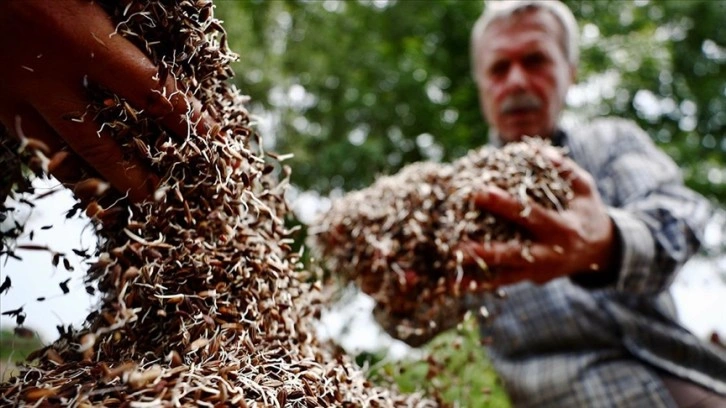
[2,0,725,404]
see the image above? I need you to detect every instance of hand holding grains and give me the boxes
[309,137,573,343]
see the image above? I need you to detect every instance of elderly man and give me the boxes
[383,1,726,407]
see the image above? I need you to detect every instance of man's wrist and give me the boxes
[570,254,620,288]
[570,215,622,289]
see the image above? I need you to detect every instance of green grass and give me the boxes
[0,328,43,363]
[0,328,44,382]
[364,316,512,407]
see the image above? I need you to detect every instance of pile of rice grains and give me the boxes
[308,139,573,345]
[0,1,439,406]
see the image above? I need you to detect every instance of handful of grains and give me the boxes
[308,138,573,343]
[0,1,438,406]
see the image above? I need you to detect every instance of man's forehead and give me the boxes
[482,33,554,58]
[477,8,564,57]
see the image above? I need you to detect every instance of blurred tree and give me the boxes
[218,0,485,194]
[567,0,726,199]
[215,0,726,202]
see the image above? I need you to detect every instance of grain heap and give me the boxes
[0,1,436,406]
[308,138,573,343]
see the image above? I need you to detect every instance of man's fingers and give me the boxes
[0,104,120,207]
[473,186,559,233]
[539,146,593,195]
[473,186,523,219]
[461,240,527,268]
[461,240,563,270]
[80,6,211,139]
[0,103,63,152]
[0,105,91,186]
[22,0,210,140]
[92,61,207,140]
[31,82,157,202]
[4,89,157,202]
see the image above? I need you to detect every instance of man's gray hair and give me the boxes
[471,0,580,66]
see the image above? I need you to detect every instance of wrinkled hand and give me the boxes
[460,147,618,288]
[0,0,206,202]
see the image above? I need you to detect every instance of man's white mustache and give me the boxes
[500,93,542,114]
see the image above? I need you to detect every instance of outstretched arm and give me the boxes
[460,145,620,288]
[461,119,711,294]
[461,145,619,288]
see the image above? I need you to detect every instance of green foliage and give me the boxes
[0,328,43,362]
[565,0,726,200]
[215,0,726,203]
[363,316,511,407]
[217,0,486,193]
[0,328,42,382]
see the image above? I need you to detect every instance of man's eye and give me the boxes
[490,62,509,76]
[523,53,547,68]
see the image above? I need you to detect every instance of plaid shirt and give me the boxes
[474,117,726,407]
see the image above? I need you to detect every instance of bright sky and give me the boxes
[1,180,100,343]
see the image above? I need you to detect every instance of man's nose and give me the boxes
[504,64,528,89]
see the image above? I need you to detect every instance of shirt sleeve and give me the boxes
[569,118,712,294]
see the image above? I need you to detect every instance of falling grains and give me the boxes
[0,1,436,406]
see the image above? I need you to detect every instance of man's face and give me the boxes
[474,8,575,143]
